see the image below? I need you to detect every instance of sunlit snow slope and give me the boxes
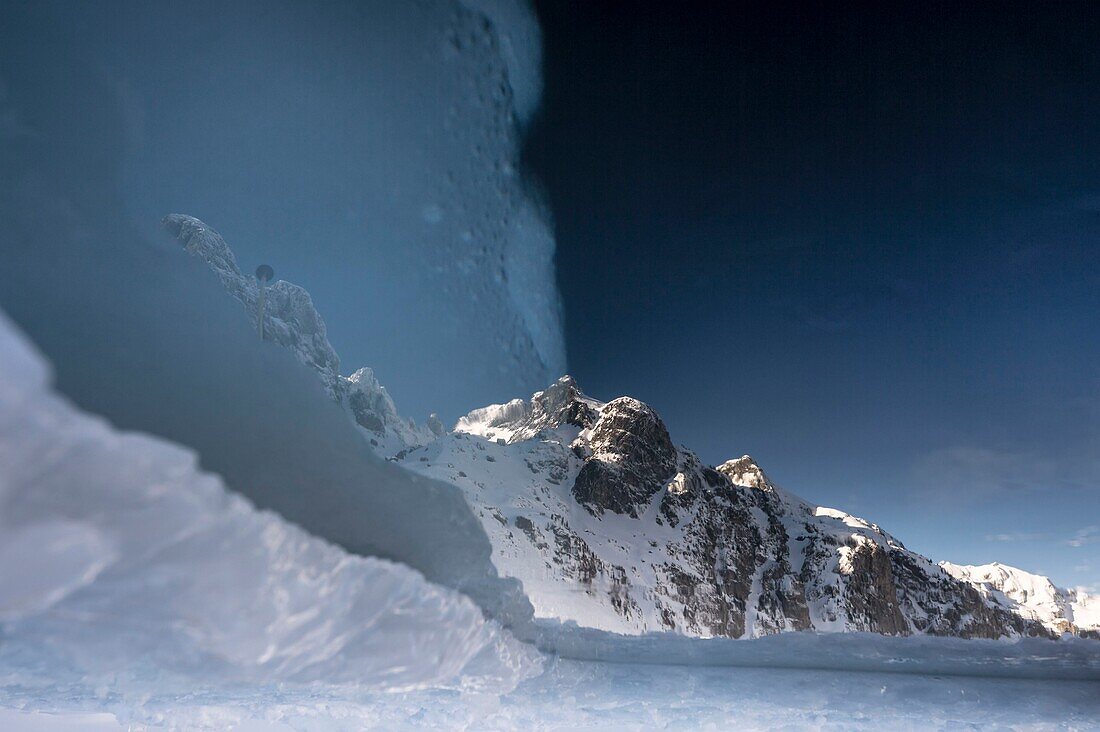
[941,562,1100,637]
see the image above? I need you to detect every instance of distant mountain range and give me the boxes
[167,213,1099,641]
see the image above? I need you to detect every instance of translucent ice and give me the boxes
[0,311,541,691]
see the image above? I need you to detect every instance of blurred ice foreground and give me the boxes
[0,310,541,692]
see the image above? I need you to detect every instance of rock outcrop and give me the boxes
[572,397,678,518]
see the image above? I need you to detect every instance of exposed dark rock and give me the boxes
[842,539,909,635]
[348,391,386,434]
[572,397,677,517]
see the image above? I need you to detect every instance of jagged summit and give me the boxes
[454,374,600,443]
[343,367,436,455]
[718,455,770,489]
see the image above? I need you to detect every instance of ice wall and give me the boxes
[0,0,564,422]
[1,0,558,631]
[0,310,540,691]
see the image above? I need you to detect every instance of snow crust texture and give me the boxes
[2,653,1098,730]
[0,310,540,692]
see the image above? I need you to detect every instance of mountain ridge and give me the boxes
[404,376,1098,639]
[165,214,1100,642]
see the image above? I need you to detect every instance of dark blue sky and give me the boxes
[526,1,1100,588]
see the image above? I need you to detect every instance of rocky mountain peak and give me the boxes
[343,368,399,431]
[527,375,599,432]
[718,455,772,490]
[572,396,678,518]
[340,367,436,455]
[426,413,446,437]
[453,374,600,443]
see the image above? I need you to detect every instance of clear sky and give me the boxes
[525,1,1100,590]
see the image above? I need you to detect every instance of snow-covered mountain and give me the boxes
[171,214,1099,642]
[399,377,1098,640]
[941,562,1100,638]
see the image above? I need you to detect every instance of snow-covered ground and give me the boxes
[2,659,1098,730]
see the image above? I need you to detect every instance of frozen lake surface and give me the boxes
[1,658,1099,731]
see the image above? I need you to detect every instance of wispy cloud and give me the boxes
[910,446,1100,505]
[984,532,1047,543]
[911,447,1040,502]
[1067,526,1100,548]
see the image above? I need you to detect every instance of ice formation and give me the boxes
[0,309,540,691]
[164,214,438,456]
[163,214,344,397]
[1,0,559,656]
[0,0,565,425]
